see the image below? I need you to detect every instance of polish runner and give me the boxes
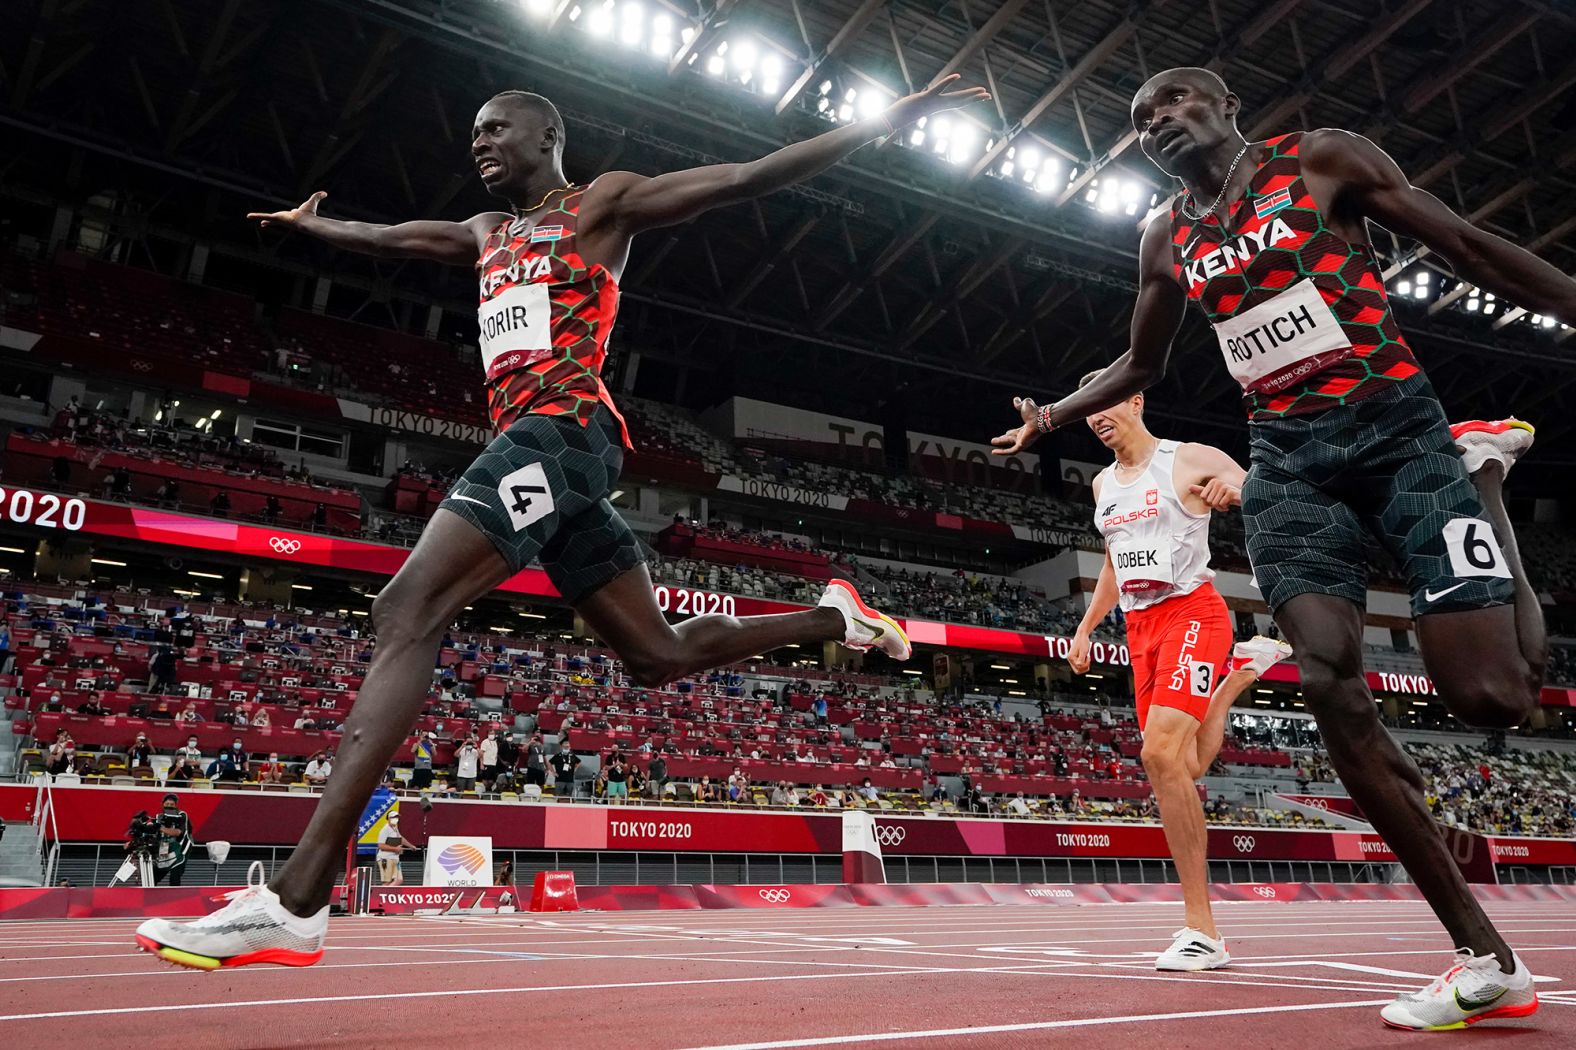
[1066,369,1291,970]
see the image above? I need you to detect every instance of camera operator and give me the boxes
[151,793,193,885]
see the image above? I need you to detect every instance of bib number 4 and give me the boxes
[497,462,555,532]
[1442,518,1510,579]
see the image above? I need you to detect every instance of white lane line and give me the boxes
[674,998,1396,1049]
[0,966,1082,1022]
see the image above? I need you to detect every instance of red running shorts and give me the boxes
[1125,582,1233,731]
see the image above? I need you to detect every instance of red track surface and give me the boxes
[3,899,1574,1047]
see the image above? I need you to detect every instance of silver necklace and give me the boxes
[1181,143,1248,222]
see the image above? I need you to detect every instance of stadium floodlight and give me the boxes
[1020,147,1040,172]
[760,53,782,95]
[1396,281,1412,296]
[588,2,613,36]
[706,54,725,76]
[524,0,553,14]
[857,87,890,120]
[819,80,832,95]
[817,96,830,113]
[999,160,1014,177]
[909,128,925,146]
[1542,314,1557,328]
[567,4,582,22]
[1416,271,1430,285]
[618,2,643,46]
[1412,283,1427,300]
[1035,169,1058,194]
[732,38,756,71]
[838,103,854,122]
[1466,296,1480,312]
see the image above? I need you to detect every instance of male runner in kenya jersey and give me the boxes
[135,77,988,970]
[1068,368,1291,971]
[993,67,1571,1030]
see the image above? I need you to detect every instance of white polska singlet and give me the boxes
[1093,439,1215,613]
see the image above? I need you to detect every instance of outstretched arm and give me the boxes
[591,76,989,235]
[992,214,1187,454]
[1304,129,1576,325]
[248,192,505,266]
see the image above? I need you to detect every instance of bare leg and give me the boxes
[1413,460,1546,727]
[575,563,844,686]
[1190,666,1257,780]
[1277,592,1513,963]
[1142,706,1215,938]
[272,510,512,915]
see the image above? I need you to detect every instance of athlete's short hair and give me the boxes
[489,90,565,148]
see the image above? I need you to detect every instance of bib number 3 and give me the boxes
[497,462,555,532]
[1442,518,1511,579]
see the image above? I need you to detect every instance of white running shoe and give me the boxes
[1450,419,1535,476]
[818,579,911,660]
[135,861,327,970]
[1155,927,1230,971]
[1381,949,1538,1031]
[1231,636,1293,676]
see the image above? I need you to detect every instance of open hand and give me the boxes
[991,396,1041,456]
[886,74,991,128]
[247,190,326,229]
[1189,479,1241,511]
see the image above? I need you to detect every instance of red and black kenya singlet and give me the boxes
[1170,132,1420,419]
[475,188,631,446]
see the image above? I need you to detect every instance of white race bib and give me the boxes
[1212,278,1353,394]
[1112,541,1174,595]
[478,283,552,379]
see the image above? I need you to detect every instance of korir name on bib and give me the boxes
[478,282,553,381]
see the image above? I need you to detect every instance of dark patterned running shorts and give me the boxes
[1242,373,1516,618]
[438,405,644,604]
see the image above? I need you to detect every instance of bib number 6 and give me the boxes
[1442,518,1511,579]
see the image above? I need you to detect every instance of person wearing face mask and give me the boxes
[374,809,412,886]
[210,739,249,783]
[152,794,193,886]
[169,736,203,786]
[258,752,288,786]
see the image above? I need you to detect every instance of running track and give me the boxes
[2,900,1574,1047]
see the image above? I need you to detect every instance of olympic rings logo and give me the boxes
[874,825,906,847]
[1232,835,1257,853]
[757,888,791,903]
[1253,886,1277,898]
[269,537,302,555]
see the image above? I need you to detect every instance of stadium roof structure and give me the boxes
[3,0,1575,482]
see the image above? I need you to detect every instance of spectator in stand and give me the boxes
[523,732,547,788]
[647,753,668,799]
[107,465,132,500]
[696,776,720,803]
[303,750,333,786]
[626,764,645,799]
[455,735,480,792]
[76,695,107,716]
[178,701,203,723]
[129,732,156,770]
[551,748,577,799]
[210,739,249,783]
[605,755,628,802]
[480,729,500,787]
[312,503,328,530]
[258,752,288,785]
[0,620,10,675]
[858,777,879,803]
[1006,792,1032,817]
[148,646,179,695]
[263,494,282,524]
[411,731,436,790]
[251,706,271,729]
[169,736,203,785]
[210,491,231,518]
[45,729,75,776]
